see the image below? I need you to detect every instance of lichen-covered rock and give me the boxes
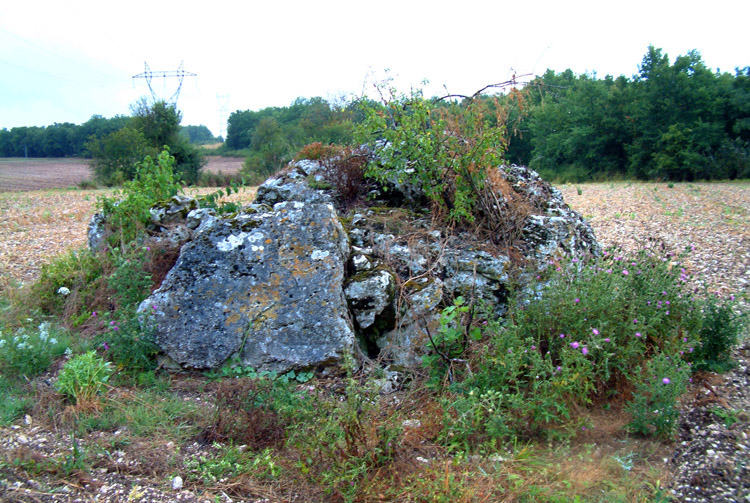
[377,277,444,367]
[442,247,511,312]
[501,165,600,261]
[344,269,396,330]
[140,199,354,372]
[149,195,199,226]
[255,160,334,207]
[87,212,108,253]
[122,160,600,375]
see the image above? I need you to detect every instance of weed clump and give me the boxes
[205,377,291,450]
[423,243,744,442]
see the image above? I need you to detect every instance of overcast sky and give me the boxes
[2,0,748,137]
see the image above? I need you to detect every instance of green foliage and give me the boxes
[107,247,153,312]
[86,127,155,185]
[184,445,281,485]
[425,245,710,444]
[197,178,247,215]
[97,148,183,248]
[508,47,750,181]
[422,297,481,383]
[74,389,199,439]
[692,294,747,372]
[0,376,30,425]
[179,124,217,144]
[0,115,129,158]
[55,351,113,403]
[0,322,70,378]
[228,96,356,180]
[356,85,508,224]
[97,311,159,373]
[710,406,741,428]
[85,100,204,185]
[30,248,107,317]
[625,354,690,438]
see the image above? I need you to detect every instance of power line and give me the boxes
[0,58,88,86]
[0,26,124,83]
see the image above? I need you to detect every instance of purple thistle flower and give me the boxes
[581,347,588,355]
[662,377,670,385]
[604,338,610,343]
[635,332,642,338]
[570,341,580,349]
[574,298,580,303]
[560,333,565,339]
[592,328,599,335]
[622,269,629,276]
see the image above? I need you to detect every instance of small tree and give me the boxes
[357,81,524,242]
[87,127,155,185]
[88,99,204,185]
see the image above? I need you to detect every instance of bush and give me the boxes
[626,353,690,438]
[97,147,183,248]
[206,377,295,449]
[56,350,113,403]
[87,127,156,186]
[692,295,747,372]
[425,244,709,443]
[356,86,510,227]
[0,322,70,378]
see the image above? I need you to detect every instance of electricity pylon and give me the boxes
[132,61,196,105]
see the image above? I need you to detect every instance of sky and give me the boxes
[2,0,748,137]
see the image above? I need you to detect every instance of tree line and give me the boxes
[505,46,750,181]
[224,96,359,181]
[2,46,748,183]
[0,113,218,159]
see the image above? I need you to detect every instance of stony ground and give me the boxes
[0,180,748,502]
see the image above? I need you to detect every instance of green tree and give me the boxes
[180,125,216,144]
[130,99,181,148]
[86,127,155,185]
[87,99,204,185]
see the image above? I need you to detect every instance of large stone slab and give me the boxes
[141,200,354,372]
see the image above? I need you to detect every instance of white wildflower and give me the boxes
[38,322,50,341]
[57,286,71,296]
[49,338,58,345]
[0,339,5,348]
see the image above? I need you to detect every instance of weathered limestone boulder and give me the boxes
[504,165,600,262]
[254,160,334,207]
[376,277,444,367]
[88,159,599,375]
[140,199,354,372]
[344,269,396,330]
